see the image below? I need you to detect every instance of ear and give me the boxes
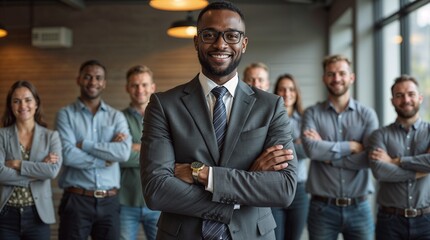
[419,93,424,104]
[193,35,199,51]
[350,73,356,83]
[241,36,248,53]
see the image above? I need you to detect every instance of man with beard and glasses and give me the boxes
[302,54,378,240]
[369,75,430,240]
[140,1,298,240]
[55,60,131,240]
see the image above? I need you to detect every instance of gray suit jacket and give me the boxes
[0,124,62,224]
[141,76,298,240]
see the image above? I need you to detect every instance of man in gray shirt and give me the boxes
[302,54,378,240]
[369,75,430,240]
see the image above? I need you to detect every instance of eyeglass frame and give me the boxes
[197,29,245,44]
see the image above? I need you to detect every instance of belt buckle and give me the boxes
[404,208,418,218]
[93,190,107,198]
[335,198,351,207]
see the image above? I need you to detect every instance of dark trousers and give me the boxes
[376,210,430,240]
[272,182,309,240]
[58,191,120,240]
[0,205,50,240]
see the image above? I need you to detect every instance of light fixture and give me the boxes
[0,23,7,38]
[167,13,197,39]
[150,0,208,11]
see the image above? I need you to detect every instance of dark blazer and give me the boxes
[0,124,62,224]
[141,76,297,240]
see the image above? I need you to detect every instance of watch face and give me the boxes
[191,161,204,169]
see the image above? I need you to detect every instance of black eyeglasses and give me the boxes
[198,29,244,44]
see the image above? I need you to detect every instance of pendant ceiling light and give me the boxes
[150,0,208,11]
[167,13,196,39]
[0,23,7,38]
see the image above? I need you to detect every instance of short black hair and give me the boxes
[197,1,245,27]
[79,60,107,76]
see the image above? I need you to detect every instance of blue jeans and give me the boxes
[307,198,374,240]
[272,182,309,240]
[120,205,161,240]
[375,210,430,240]
[0,205,50,240]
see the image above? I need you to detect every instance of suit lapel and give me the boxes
[220,81,256,166]
[29,124,42,161]
[181,77,219,165]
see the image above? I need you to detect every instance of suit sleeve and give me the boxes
[141,94,235,224]
[211,98,298,208]
[20,131,63,180]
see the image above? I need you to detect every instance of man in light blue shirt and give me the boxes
[55,60,131,240]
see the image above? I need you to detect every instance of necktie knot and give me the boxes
[211,86,228,99]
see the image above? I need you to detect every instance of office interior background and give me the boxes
[0,0,429,239]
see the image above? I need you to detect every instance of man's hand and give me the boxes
[248,145,294,171]
[132,143,141,152]
[369,148,400,165]
[303,129,322,141]
[350,141,364,154]
[112,132,127,142]
[174,163,193,184]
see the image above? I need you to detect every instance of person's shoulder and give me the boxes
[57,100,78,114]
[303,101,325,113]
[0,125,14,134]
[153,79,198,101]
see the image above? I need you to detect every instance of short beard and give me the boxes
[198,52,241,77]
[395,105,420,119]
[326,85,349,97]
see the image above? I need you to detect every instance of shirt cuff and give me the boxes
[205,166,214,193]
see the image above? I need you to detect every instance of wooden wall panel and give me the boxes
[0,2,327,239]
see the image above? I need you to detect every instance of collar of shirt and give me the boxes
[394,118,422,130]
[198,71,238,99]
[76,98,107,112]
[325,98,356,112]
[198,71,238,120]
[126,106,143,120]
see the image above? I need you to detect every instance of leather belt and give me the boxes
[312,195,367,207]
[380,206,430,218]
[65,187,118,198]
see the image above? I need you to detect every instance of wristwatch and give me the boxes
[191,161,205,184]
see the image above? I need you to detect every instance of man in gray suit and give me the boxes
[140,1,298,239]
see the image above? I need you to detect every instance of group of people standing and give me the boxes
[0,60,160,240]
[243,54,430,240]
[0,1,429,240]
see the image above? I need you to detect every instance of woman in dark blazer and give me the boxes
[0,80,62,239]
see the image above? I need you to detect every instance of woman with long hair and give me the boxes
[272,74,309,240]
[0,80,62,239]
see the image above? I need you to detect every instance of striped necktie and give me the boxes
[202,86,231,240]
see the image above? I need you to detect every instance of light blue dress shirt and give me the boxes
[56,99,131,190]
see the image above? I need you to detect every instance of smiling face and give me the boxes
[323,60,355,97]
[126,72,155,108]
[77,64,106,101]
[194,9,248,84]
[244,67,270,91]
[11,87,37,123]
[276,78,297,109]
[391,80,423,119]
